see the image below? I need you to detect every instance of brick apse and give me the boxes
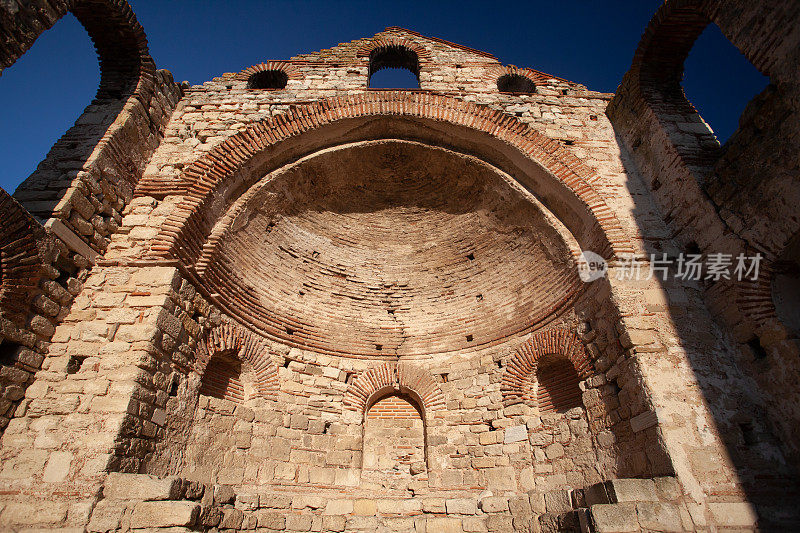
[0,0,799,531]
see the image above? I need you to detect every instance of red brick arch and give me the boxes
[195,322,280,401]
[483,65,570,88]
[1,0,154,99]
[343,362,445,419]
[141,92,631,268]
[355,36,433,62]
[237,61,302,83]
[501,328,591,406]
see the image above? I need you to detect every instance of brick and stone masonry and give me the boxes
[0,0,798,531]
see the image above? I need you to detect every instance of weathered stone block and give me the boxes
[322,514,346,531]
[707,502,758,527]
[486,515,513,532]
[423,498,447,513]
[462,516,489,532]
[544,490,573,514]
[103,472,182,501]
[129,501,199,528]
[479,496,508,513]
[636,502,683,532]
[503,424,527,443]
[323,499,354,515]
[590,503,639,533]
[213,484,235,504]
[286,513,313,530]
[353,499,377,515]
[0,501,68,526]
[606,478,659,503]
[42,451,72,482]
[446,498,478,515]
[426,517,463,533]
[220,508,245,529]
[86,499,127,532]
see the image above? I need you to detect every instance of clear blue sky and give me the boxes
[0,0,768,193]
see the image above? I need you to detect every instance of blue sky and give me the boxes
[0,0,768,193]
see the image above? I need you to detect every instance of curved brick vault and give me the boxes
[501,328,592,407]
[139,92,631,266]
[195,322,280,401]
[343,361,445,418]
[180,139,585,357]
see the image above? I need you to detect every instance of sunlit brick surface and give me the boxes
[202,140,580,357]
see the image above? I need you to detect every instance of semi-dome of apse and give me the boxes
[197,139,582,358]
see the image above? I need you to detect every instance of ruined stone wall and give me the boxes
[607,0,800,484]
[1,7,797,532]
[0,0,182,442]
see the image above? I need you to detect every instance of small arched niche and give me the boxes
[363,392,427,478]
[772,233,800,338]
[497,73,536,94]
[199,351,257,404]
[368,45,420,88]
[536,353,583,414]
[247,69,288,90]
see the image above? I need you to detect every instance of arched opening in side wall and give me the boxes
[199,352,249,403]
[681,24,769,144]
[0,13,99,193]
[497,73,536,94]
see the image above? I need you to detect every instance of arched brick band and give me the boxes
[343,362,445,418]
[237,61,302,82]
[501,328,591,406]
[356,36,433,62]
[195,322,280,401]
[483,65,569,87]
[140,92,631,267]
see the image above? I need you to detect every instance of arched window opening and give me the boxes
[247,69,288,90]
[682,24,769,144]
[536,354,583,414]
[199,352,252,403]
[497,74,536,94]
[0,13,99,193]
[368,46,420,89]
[363,393,427,480]
[772,233,800,338]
